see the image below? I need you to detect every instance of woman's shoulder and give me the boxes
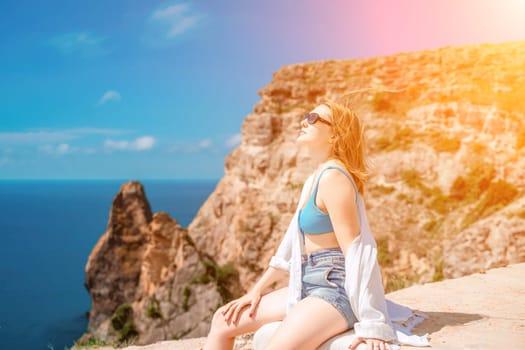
[320,159,350,176]
[316,162,345,181]
[318,160,357,192]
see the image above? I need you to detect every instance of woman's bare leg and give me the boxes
[263,296,348,350]
[204,287,288,350]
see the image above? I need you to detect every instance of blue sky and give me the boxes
[1,0,524,180]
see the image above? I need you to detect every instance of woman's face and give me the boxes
[297,104,334,150]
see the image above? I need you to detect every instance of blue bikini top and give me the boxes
[298,165,359,235]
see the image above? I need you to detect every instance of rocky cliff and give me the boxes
[81,41,525,346]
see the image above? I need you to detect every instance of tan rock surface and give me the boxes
[85,182,152,335]
[388,263,525,349]
[76,263,525,350]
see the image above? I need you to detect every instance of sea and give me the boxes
[0,179,219,350]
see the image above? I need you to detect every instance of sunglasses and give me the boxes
[303,112,332,126]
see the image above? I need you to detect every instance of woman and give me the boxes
[204,101,395,350]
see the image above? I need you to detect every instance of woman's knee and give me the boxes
[208,306,240,338]
[209,307,227,332]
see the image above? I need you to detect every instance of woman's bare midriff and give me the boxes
[304,231,340,254]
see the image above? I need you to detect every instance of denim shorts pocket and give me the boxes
[324,266,345,288]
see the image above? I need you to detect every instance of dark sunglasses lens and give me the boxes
[306,113,318,124]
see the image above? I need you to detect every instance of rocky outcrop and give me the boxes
[83,182,237,345]
[85,182,152,332]
[82,41,525,345]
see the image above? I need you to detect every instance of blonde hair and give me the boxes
[322,100,368,194]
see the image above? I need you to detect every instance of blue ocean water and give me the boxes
[0,179,218,350]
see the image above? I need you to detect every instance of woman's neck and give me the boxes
[307,148,331,165]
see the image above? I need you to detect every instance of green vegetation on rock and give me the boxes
[374,126,416,152]
[431,135,461,153]
[462,179,519,228]
[111,304,138,344]
[385,273,419,293]
[182,286,192,312]
[195,257,240,304]
[376,237,393,266]
[146,296,162,319]
[450,160,496,202]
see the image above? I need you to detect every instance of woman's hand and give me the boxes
[349,337,391,350]
[220,290,262,325]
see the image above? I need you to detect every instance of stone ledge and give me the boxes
[80,263,525,350]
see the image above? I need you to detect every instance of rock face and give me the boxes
[443,196,525,278]
[84,182,235,344]
[83,41,525,345]
[85,182,152,332]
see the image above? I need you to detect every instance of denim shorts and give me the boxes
[301,248,358,329]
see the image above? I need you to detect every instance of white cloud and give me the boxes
[56,143,70,155]
[1,129,155,157]
[152,3,187,19]
[66,128,130,136]
[1,131,76,144]
[48,31,107,55]
[97,90,121,105]
[134,136,156,150]
[198,139,212,149]
[81,147,97,155]
[104,136,156,152]
[168,138,213,153]
[166,15,198,38]
[104,140,129,151]
[149,3,202,40]
[39,143,72,156]
[225,133,242,148]
[0,128,130,145]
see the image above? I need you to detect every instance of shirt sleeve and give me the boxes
[344,197,397,342]
[269,175,313,272]
[268,210,298,271]
[352,260,396,341]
